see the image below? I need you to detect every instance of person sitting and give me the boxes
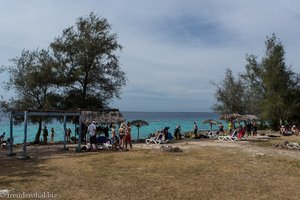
[0,132,5,142]
[291,125,298,135]
[280,125,286,135]
[0,132,6,148]
[280,125,294,136]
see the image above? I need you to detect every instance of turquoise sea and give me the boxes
[0,112,221,144]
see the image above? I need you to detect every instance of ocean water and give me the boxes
[0,112,221,144]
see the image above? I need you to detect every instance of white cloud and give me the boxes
[0,0,300,111]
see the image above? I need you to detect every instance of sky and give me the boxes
[0,0,300,112]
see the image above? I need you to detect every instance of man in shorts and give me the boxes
[88,121,97,151]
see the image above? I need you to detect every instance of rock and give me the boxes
[160,146,182,153]
[273,141,300,150]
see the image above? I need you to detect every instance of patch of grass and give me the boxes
[1,145,300,200]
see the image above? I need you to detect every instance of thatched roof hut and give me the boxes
[81,109,125,125]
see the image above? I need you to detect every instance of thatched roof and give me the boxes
[81,109,125,125]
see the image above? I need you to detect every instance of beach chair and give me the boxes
[218,130,239,141]
[145,133,170,144]
[145,137,160,144]
[208,131,219,139]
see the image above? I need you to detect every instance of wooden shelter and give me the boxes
[6,108,124,159]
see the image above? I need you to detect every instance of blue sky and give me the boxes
[0,0,300,112]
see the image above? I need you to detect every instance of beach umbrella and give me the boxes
[202,119,219,130]
[219,113,242,121]
[202,119,219,124]
[240,114,260,121]
[130,120,149,140]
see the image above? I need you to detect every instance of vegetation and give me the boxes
[50,12,127,109]
[213,34,300,129]
[0,12,127,143]
[1,49,60,143]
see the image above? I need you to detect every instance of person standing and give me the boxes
[43,126,48,144]
[87,121,97,151]
[228,121,233,135]
[66,128,72,141]
[125,122,132,150]
[252,121,258,136]
[219,122,224,136]
[119,123,126,150]
[193,122,198,138]
[50,128,55,142]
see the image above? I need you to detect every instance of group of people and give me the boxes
[219,120,258,137]
[87,121,133,151]
[41,126,72,144]
[280,124,298,136]
[192,120,259,139]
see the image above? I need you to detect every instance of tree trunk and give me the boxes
[34,120,42,144]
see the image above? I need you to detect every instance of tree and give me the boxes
[1,49,60,143]
[50,12,127,109]
[212,68,247,114]
[214,33,300,129]
[258,34,299,128]
[240,54,264,115]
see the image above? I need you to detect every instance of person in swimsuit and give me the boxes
[125,122,132,150]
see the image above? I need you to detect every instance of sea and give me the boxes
[0,112,222,144]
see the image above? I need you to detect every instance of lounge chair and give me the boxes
[145,134,169,144]
[207,131,219,139]
[218,130,239,141]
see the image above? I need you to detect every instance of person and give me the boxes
[228,121,233,136]
[50,128,55,142]
[0,132,5,142]
[174,125,181,140]
[219,122,224,136]
[87,121,97,151]
[0,132,5,148]
[291,125,298,135]
[237,125,246,140]
[193,122,198,137]
[110,124,118,144]
[43,126,48,144]
[125,122,132,150]
[163,127,169,140]
[246,121,252,137]
[252,121,257,136]
[280,125,285,135]
[209,122,213,131]
[66,128,72,141]
[119,123,126,150]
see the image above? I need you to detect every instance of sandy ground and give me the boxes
[1,135,300,161]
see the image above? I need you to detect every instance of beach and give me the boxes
[0,112,220,144]
[1,132,300,200]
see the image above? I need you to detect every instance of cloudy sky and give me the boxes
[0,0,299,112]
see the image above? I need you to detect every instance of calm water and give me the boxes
[0,112,221,144]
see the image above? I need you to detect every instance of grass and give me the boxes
[1,141,300,200]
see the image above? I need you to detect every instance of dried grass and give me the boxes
[1,139,300,200]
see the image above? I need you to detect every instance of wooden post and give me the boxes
[21,110,29,159]
[63,115,68,150]
[76,115,82,152]
[7,111,16,156]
